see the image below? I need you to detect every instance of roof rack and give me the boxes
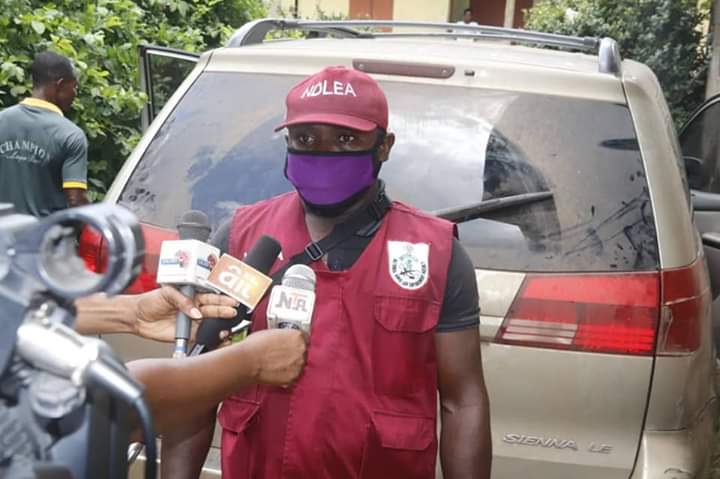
[227,19,622,77]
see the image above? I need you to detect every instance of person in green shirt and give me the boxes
[0,51,89,217]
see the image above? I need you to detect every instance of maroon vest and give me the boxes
[218,192,454,479]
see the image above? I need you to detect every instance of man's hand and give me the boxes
[64,188,90,207]
[134,286,239,342]
[242,329,308,386]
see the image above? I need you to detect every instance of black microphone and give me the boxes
[172,210,212,357]
[191,235,281,354]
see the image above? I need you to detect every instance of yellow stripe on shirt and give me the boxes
[20,98,64,116]
[63,181,88,190]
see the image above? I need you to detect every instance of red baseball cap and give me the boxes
[274,66,388,132]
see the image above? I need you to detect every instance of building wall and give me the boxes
[393,0,450,21]
[267,0,535,23]
[271,0,449,20]
[319,0,350,17]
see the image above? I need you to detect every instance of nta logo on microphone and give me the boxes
[274,290,311,313]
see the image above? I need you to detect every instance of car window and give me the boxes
[146,53,197,119]
[119,72,658,272]
[679,98,720,192]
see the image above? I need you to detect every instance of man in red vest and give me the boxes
[167,66,491,479]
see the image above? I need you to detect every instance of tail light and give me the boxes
[657,259,710,355]
[78,223,177,294]
[496,259,709,356]
[496,273,659,355]
[78,226,107,273]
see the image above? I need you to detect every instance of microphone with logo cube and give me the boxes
[155,210,219,357]
[191,235,281,354]
[266,264,317,334]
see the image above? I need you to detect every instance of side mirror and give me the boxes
[684,155,705,190]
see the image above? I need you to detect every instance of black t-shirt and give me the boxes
[212,218,480,333]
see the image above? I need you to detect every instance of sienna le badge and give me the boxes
[388,241,429,290]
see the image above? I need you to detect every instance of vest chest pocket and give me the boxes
[360,411,436,479]
[372,295,440,397]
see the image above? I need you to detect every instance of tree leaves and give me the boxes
[30,20,45,35]
[526,0,709,128]
[1,0,265,197]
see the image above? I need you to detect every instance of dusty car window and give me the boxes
[120,72,658,272]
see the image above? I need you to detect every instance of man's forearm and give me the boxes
[125,342,259,434]
[440,402,492,479]
[127,342,262,477]
[74,293,139,336]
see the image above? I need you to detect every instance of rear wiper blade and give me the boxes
[432,191,554,223]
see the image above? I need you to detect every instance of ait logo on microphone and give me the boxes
[207,254,273,310]
[388,241,429,290]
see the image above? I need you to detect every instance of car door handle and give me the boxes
[702,232,720,249]
[692,190,720,211]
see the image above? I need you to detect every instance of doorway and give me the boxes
[350,0,394,19]
[470,0,505,26]
[469,0,533,27]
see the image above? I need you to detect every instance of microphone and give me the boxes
[267,264,317,333]
[156,210,216,357]
[191,235,281,354]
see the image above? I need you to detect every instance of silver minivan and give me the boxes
[80,19,720,478]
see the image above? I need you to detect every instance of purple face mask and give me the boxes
[286,149,377,206]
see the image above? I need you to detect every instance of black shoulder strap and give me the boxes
[271,182,392,285]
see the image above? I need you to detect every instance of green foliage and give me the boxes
[264,5,351,41]
[312,5,351,21]
[525,0,709,128]
[265,4,353,39]
[0,0,265,198]
[272,4,350,20]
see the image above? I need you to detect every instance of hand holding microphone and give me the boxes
[130,286,240,343]
[236,328,308,386]
[156,210,219,357]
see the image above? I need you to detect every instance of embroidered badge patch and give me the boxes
[388,241,429,290]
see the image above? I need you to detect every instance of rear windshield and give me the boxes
[119,72,658,272]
